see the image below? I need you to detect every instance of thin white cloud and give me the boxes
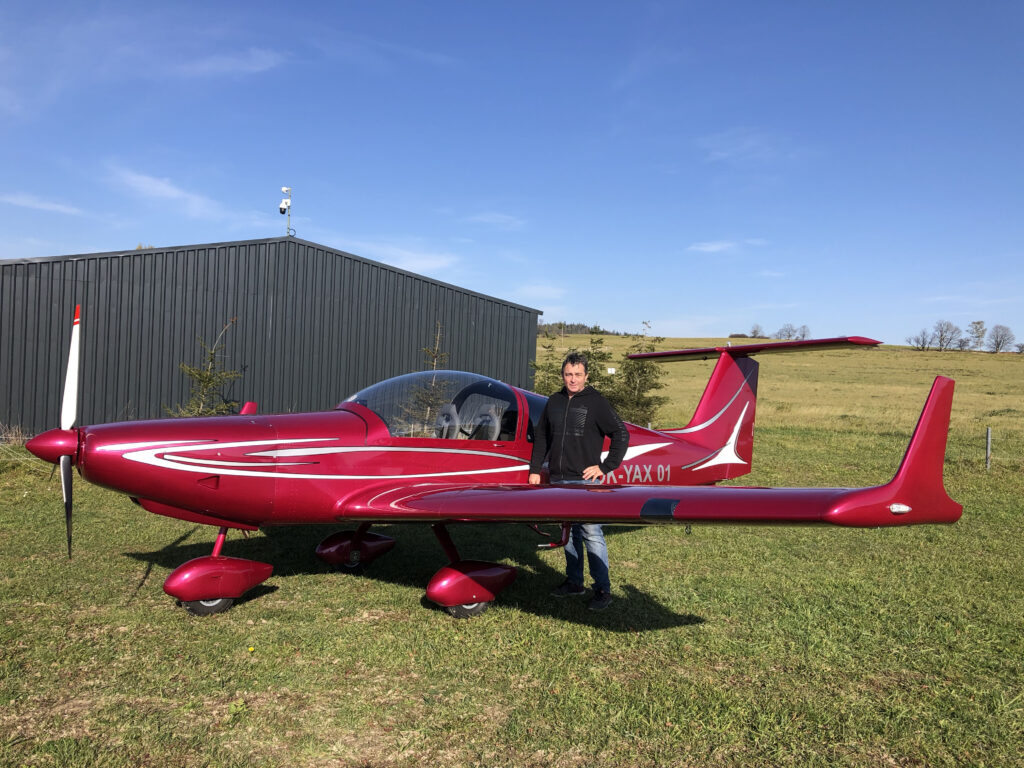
[922,294,1017,307]
[345,239,459,274]
[611,45,681,91]
[314,32,458,73]
[687,241,736,253]
[698,128,780,165]
[371,38,458,68]
[651,315,726,337]
[0,45,21,115]
[0,193,83,216]
[751,302,802,311]
[516,283,566,302]
[1,12,287,120]
[466,212,526,231]
[174,47,285,77]
[110,167,223,220]
[687,239,766,254]
[534,305,567,321]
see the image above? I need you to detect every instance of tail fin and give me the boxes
[636,336,880,482]
[825,376,962,526]
[661,352,759,477]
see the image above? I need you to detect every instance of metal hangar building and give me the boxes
[1,237,540,435]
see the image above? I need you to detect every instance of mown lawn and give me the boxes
[2,340,1022,767]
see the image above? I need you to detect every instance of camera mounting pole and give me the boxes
[280,186,295,237]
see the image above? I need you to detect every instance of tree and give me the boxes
[167,319,243,417]
[796,324,810,340]
[932,320,962,351]
[774,323,797,340]
[986,325,1015,353]
[604,322,668,427]
[749,323,765,339]
[967,320,986,350]
[1016,343,1024,354]
[906,329,934,351]
[422,320,449,370]
[955,337,972,351]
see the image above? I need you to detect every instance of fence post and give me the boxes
[986,427,992,470]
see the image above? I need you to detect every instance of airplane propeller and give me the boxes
[26,305,81,558]
[61,454,74,558]
[60,305,81,558]
[61,305,81,432]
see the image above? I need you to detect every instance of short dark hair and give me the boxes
[561,352,589,374]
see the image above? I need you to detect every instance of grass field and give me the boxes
[2,339,1022,767]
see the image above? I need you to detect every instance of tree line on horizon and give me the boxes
[730,323,810,340]
[536,321,625,337]
[906,320,1020,353]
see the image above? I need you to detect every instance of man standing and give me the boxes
[528,352,629,611]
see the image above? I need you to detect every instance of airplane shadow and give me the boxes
[123,523,705,631]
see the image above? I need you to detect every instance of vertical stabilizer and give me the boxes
[661,353,759,476]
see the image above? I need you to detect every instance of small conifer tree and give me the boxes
[167,319,243,417]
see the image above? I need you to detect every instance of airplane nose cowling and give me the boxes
[26,428,79,465]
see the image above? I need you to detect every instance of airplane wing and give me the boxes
[341,477,958,528]
[340,377,960,529]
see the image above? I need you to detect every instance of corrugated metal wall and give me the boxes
[1,237,539,435]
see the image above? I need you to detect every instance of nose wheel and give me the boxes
[426,524,516,618]
[181,597,235,616]
[445,602,489,619]
[163,527,273,615]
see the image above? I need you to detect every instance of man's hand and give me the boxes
[528,473,542,485]
[582,465,605,481]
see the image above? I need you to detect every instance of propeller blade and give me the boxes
[60,454,73,559]
[60,305,82,431]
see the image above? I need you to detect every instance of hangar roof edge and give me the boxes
[1,235,542,315]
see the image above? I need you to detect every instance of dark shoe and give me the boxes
[588,589,612,611]
[550,580,586,597]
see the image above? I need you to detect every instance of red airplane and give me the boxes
[27,307,962,618]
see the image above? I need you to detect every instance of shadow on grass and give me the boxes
[123,522,704,631]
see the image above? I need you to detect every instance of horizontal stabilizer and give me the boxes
[629,336,880,363]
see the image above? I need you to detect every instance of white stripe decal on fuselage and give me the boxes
[659,369,755,435]
[106,438,530,480]
[680,403,750,470]
[600,442,671,463]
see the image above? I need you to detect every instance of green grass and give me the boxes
[2,340,1022,767]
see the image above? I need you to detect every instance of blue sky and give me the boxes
[2,1,1021,344]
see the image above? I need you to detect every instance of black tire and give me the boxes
[335,561,365,576]
[446,602,490,619]
[181,597,234,616]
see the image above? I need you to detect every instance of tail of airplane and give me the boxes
[633,337,881,482]
[658,351,759,478]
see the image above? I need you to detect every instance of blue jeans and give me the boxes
[556,479,611,593]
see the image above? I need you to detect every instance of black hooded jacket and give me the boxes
[529,385,629,480]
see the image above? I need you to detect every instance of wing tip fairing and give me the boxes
[825,376,962,527]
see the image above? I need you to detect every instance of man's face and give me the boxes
[562,362,588,394]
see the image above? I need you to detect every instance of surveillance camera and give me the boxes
[281,186,291,194]
[279,198,291,214]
